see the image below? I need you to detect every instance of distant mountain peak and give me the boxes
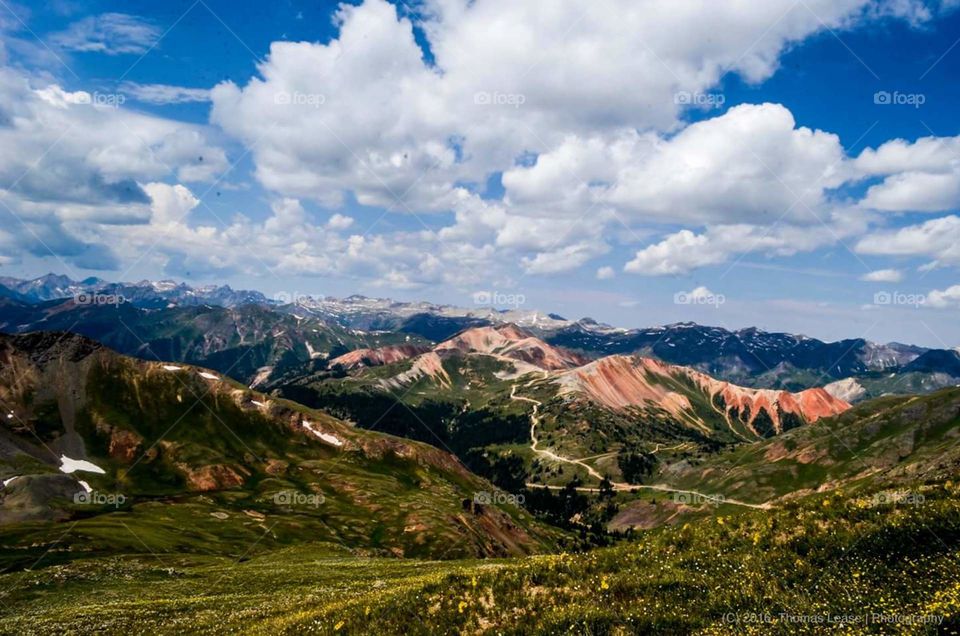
[0,274,268,308]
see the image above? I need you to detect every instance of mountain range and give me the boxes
[1,274,959,403]
[266,323,853,506]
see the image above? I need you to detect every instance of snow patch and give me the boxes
[302,421,343,447]
[77,480,92,493]
[59,455,106,475]
[199,372,220,380]
[162,365,183,371]
[2,476,20,487]
[251,400,266,407]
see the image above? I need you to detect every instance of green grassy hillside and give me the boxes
[1,481,958,634]
[659,387,960,505]
[0,333,562,566]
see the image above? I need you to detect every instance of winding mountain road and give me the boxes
[510,381,773,510]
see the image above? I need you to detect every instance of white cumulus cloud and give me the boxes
[861,268,904,282]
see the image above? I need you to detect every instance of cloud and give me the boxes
[521,242,609,275]
[81,184,482,288]
[854,136,960,212]
[50,13,160,55]
[326,213,354,230]
[207,0,932,281]
[596,266,615,280]
[856,215,960,268]
[3,0,957,289]
[502,103,847,226]
[210,0,455,210]
[493,101,867,276]
[209,0,904,212]
[625,230,727,275]
[120,83,211,104]
[860,171,960,212]
[866,0,960,24]
[610,102,847,224]
[142,182,200,224]
[926,284,960,308]
[624,212,868,276]
[0,70,228,207]
[0,66,228,271]
[861,268,904,282]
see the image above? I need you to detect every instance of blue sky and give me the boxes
[1,0,960,346]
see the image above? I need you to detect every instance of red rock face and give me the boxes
[687,372,850,433]
[330,344,432,369]
[335,324,587,377]
[794,387,853,422]
[435,325,587,370]
[557,355,850,435]
[556,356,693,415]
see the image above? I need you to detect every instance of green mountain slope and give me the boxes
[1,482,957,634]
[0,332,561,567]
[0,299,428,385]
[657,386,960,505]
[2,334,960,634]
[269,325,850,494]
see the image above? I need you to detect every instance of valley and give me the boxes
[1,275,959,634]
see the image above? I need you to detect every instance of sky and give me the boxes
[1,0,960,347]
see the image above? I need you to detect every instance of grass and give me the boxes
[0,343,562,565]
[5,337,960,633]
[0,548,472,635]
[1,482,959,634]
[663,387,960,505]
